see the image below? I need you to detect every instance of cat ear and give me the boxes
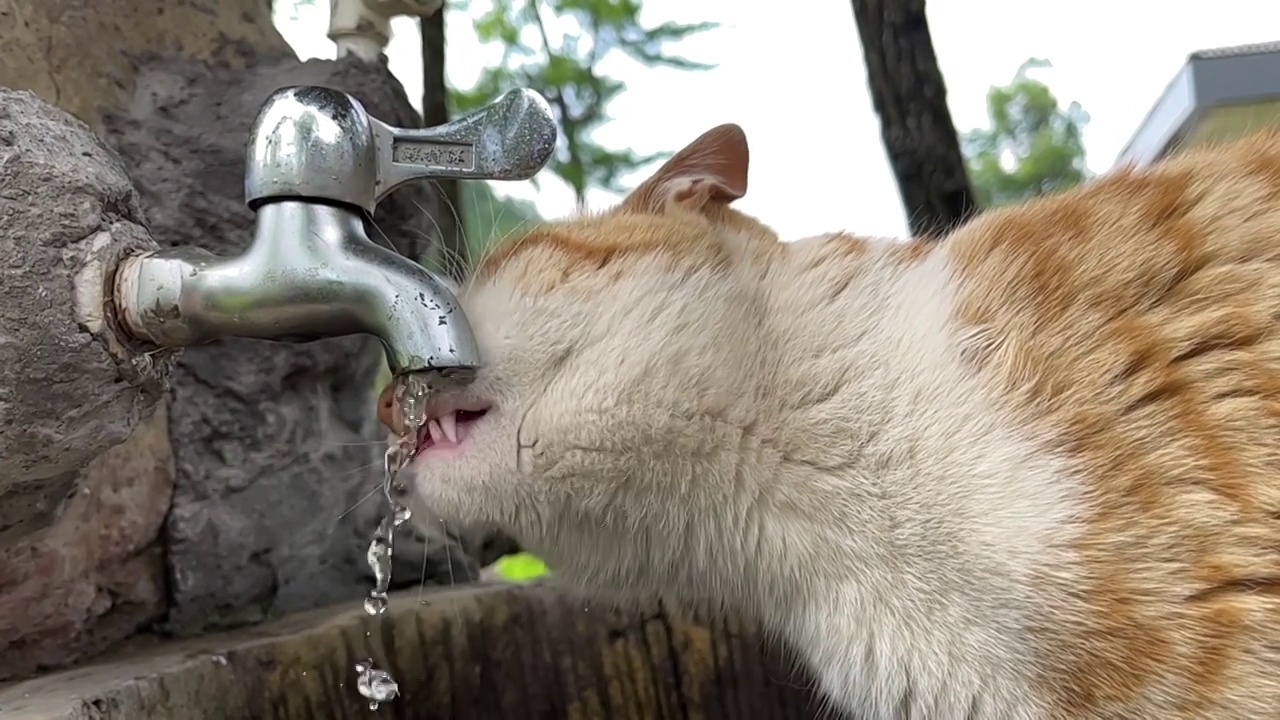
[623,123,749,215]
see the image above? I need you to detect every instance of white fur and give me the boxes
[407,231,1086,719]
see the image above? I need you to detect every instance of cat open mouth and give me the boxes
[414,407,490,455]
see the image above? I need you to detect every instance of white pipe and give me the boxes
[328,0,445,62]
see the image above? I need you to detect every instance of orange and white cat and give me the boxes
[381,124,1280,719]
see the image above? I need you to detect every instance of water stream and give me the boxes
[352,372,432,710]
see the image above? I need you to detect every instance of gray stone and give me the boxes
[0,407,173,680]
[100,55,481,636]
[0,87,173,679]
[0,88,168,540]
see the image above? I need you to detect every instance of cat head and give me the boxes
[388,124,786,599]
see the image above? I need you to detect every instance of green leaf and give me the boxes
[459,181,541,257]
[492,552,550,582]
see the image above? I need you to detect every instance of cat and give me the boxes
[380,123,1280,719]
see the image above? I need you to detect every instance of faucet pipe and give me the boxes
[328,0,444,62]
[114,201,475,377]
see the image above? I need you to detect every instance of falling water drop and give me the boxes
[393,504,412,525]
[355,657,399,710]
[363,594,387,616]
[363,515,396,618]
[351,371,438,709]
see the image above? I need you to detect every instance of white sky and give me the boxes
[275,0,1280,240]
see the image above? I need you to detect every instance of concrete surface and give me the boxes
[0,408,174,681]
[0,0,285,134]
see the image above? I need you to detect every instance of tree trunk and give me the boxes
[421,8,467,279]
[849,0,978,238]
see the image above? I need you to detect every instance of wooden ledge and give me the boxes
[0,582,822,719]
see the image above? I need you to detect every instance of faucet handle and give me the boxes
[370,89,558,205]
[244,85,557,215]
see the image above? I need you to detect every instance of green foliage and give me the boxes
[492,551,551,581]
[450,0,717,205]
[415,182,539,298]
[458,181,541,259]
[960,59,1091,208]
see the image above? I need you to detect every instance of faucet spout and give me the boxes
[114,202,479,377]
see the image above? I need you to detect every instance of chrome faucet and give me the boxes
[112,85,557,378]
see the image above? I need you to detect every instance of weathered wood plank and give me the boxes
[0,583,824,719]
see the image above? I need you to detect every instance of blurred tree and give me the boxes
[849,0,977,239]
[423,7,543,276]
[960,58,1091,207]
[452,0,717,208]
[459,181,541,257]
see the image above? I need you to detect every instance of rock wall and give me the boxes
[0,88,172,679]
[0,7,488,676]
[0,410,173,679]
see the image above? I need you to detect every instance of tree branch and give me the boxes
[526,0,587,206]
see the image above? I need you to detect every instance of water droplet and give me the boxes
[363,594,387,616]
[393,505,412,525]
[355,658,399,707]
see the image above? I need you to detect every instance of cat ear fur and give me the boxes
[623,123,749,215]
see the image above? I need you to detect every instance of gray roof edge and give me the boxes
[1114,61,1198,168]
[1189,41,1280,60]
[1114,41,1280,168]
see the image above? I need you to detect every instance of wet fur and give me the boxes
[402,126,1280,719]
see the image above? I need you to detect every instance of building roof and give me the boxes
[1115,41,1280,167]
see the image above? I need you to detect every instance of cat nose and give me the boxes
[376,384,401,433]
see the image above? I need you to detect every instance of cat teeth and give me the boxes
[427,418,444,445]
[436,412,458,443]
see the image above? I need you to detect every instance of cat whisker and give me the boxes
[442,518,464,632]
[423,182,472,279]
[362,214,401,255]
[417,526,430,606]
[337,484,383,521]
[339,459,385,477]
[408,196,456,278]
